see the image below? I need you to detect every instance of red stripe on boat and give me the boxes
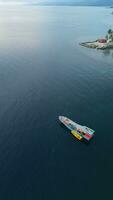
[85,133,92,139]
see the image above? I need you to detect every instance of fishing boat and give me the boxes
[59,116,95,141]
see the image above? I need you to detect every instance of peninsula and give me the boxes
[80,29,113,50]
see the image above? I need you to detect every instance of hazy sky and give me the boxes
[0,0,89,3]
[0,0,113,5]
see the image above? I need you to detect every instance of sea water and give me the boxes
[0,5,113,199]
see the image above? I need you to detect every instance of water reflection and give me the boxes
[102,49,113,58]
[0,5,42,50]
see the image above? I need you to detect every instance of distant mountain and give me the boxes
[34,0,113,6]
[1,0,113,6]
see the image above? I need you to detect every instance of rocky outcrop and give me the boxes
[80,41,113,49]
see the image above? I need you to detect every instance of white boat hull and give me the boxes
[59,116,95,141]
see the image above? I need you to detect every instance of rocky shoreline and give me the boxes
[80,29,113,50]
[80,41,113,50]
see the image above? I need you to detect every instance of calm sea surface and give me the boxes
[0,5,113,200]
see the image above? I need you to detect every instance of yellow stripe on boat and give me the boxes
[71,130,83,140]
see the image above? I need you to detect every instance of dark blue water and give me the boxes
[0,5,113,199]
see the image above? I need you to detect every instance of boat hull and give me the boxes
[59,116,95,141]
